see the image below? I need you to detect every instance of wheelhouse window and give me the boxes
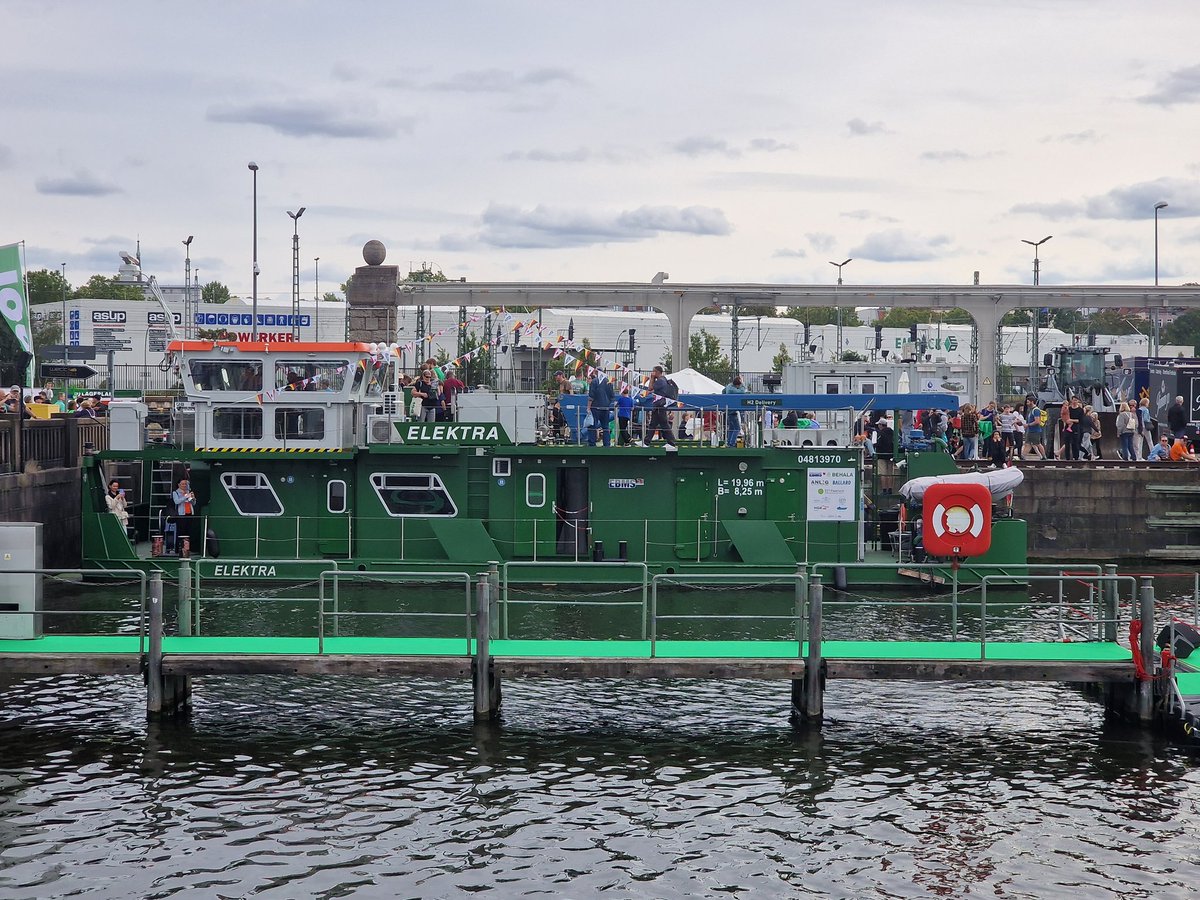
[274,407,325,440]
[189,360,262,392]
[370,473,458,518]
[220,472,283,516]
[274,360,350,392]
[212,407,262,439]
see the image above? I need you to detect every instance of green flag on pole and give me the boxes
[0,242,35,383]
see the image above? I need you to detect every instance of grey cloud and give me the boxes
[921,149,971,162]
[505,147,593,163]
[748,138,797,153]
[670,136,740,158]
[36,170,121,197]
[207,100,408,139]
[1041,129,1100,145]
[428,67,580,93]
[1011,177,1199,221]
[847,117,889,136]
[772,248,807,258]
[0,144,11,168]
[840,209,897,223]
[712,171,888,192]
[1139,64,1200,106]
[849,229,951,262]
[806,232,835,252]
[438,203,731,250]
[331,63,362,82]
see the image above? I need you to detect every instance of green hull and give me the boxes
[82,443,1027,587]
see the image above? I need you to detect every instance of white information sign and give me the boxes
[807,467,857,522]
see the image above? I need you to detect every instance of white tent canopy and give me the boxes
[666,367,723,394]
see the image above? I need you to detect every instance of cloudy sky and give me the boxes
[5,0,1200,303]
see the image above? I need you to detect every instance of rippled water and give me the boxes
[1,578,1199,898]
[1,673,1198,899]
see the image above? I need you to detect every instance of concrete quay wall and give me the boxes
[0,468,81,568]
[1014,465,1199,561]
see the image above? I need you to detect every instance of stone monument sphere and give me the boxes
[362,240,387,266]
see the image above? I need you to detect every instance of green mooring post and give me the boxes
[473,573,500,722]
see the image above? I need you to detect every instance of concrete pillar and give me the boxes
[655,293,711,372]
[473,573,501,721]
[972,302,1004,409]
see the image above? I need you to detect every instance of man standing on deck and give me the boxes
[1168,396,1187,440]
[587,369,615,447]
[648,366,677,449]
[723,375,747,447]
[440,366,466,421]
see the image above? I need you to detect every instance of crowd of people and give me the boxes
[850,394,1199,467]
[399,359,466,423]
[3,383,109,419]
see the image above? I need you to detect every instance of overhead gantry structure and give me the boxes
[400,281,1200,408]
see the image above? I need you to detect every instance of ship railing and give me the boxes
[806,562,1137,645]
[0,568,148,650]
[649,570,809,657]
[498,561,649,639]
[317,571,475,655]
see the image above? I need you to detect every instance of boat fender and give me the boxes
[205,527,220,559]
[833,566,847,592]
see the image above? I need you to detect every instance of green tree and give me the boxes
[771,342,792,374]
[939,308,974,324]
[320,292,341,303]
[403,264,448,284]
[26,268,72,306]
[1163,309,1200,349]
[877,308,933,328]
[1082,310,1144,336]
[688,329,733,384]
[202,281,231,304]
[781,306,863,327]
[72,274,143,302]
[1000,309,1032,326]
[842,350,867,362]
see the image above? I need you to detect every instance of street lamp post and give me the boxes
[248,162,259,340]
[1154,201,1168,357]
[314,256,320,342]
[182,236,193,339]
[287,207,306,340]
[60,262,67,363]
[1021,235,1052,394]
[829,258,851,360]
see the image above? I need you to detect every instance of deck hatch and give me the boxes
[721,520,795,564]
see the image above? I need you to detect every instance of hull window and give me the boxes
[274,407,325,440]
[213,407,263,440]
[370,473,458,518]
[327,479,348,514]
[220,472,283,516]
